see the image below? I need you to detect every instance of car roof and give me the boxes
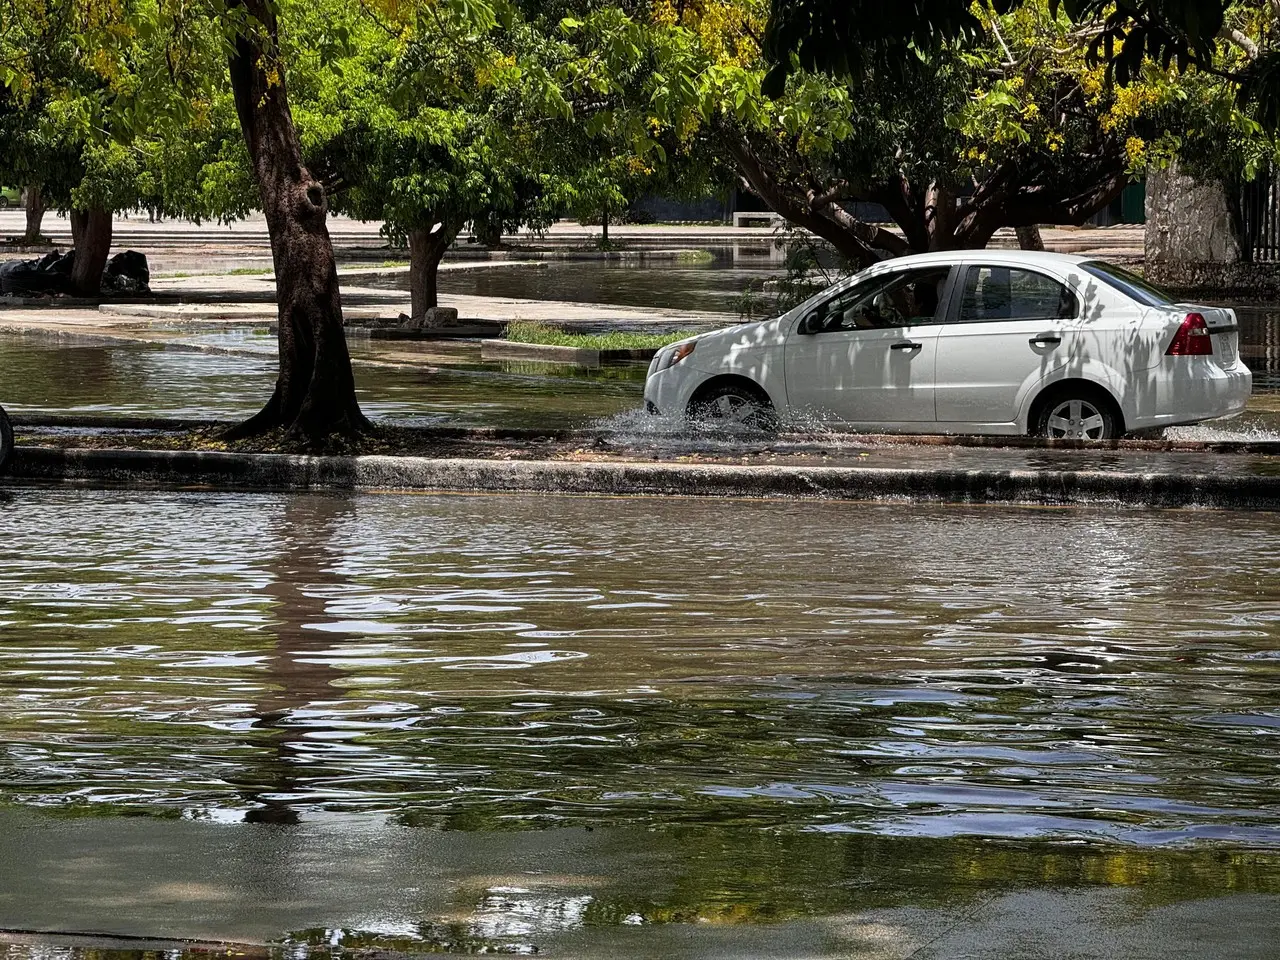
[864,249,1094,272]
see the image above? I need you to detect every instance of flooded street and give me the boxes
[3,489,1280,953]
[0,333,640,427]
[7,250,1280,955]
[409,248,780,314]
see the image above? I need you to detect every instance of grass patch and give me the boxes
[674,249,715,264]
[381,259,410,268]
[505,320,690,351]
[227,267,273,276]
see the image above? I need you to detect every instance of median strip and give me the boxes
[7,445,1280,509]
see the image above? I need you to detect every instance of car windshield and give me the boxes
[1079,260,1174,307]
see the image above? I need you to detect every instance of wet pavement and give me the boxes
[5,810,1280,958]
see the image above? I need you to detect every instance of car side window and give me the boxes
[957,267,1078,323]
[804,267,951,334]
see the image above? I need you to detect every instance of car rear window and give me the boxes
[957,266,1077,322]
[1079,260,1174,307]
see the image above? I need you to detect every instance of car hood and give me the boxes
[689,314,790,351]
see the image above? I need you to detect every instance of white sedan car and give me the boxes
[644,250,1250,439]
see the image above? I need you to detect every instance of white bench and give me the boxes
[733,211,785,228]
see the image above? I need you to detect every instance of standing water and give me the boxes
[3,488,1280,954]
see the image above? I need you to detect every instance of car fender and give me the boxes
[1015,359,1130,431]
[684,320,789,408]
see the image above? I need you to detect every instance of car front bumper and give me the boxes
[643,365,700,419]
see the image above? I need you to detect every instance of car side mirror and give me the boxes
[799,312,822,335]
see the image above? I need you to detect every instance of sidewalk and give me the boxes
[0,210,1147,258]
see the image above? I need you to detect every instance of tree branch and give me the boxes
[1219,23,1260,61]
[722,130,909,265]
[956,162,1127,248]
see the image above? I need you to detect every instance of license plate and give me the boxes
[1216,333,1236,364]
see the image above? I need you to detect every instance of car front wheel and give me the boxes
[1036,395,1117,441]
[689,383,776,430]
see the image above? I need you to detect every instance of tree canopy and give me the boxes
[762,0,1240,92]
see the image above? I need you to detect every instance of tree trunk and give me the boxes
[1145,161,1241,264]
[407,223,458,317]
[600,203,610,248]
[1016,225,1045,251]
[68,207,112,296]
[23,185,45,244]
[923,182,955,251]
[223,0,368,444]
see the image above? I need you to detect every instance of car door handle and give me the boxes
[1029,335,1062,346]
[891,341,922,351]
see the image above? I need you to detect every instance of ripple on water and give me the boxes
[3,489,1280,845]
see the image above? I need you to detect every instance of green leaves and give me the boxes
[761,0,984,97]
[1238,51,1280,135]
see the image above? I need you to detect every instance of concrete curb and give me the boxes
[479,339,658,366]
[6,446,1280,509]
[13,415,1280,455]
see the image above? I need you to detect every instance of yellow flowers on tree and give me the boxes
[639,0,1280,266]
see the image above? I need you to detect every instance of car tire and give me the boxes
[0,405,12,475]
[1035,392,1118,441]
[689,382,777,430]
[0,197,8,209]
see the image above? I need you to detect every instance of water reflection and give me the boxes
[360,248,779,314]
[240,495,359,824]
[0,332,640,426]
[6,491,1280,952]
[3,490,1280,843]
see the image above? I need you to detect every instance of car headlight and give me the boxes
[660,341,696,371]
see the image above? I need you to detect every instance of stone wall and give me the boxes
[1144,259,1280,299]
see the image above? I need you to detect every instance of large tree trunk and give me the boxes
[407,222,458,317]
[223,0,368,444]
[68,207,112,296]
[1015,225,1045,250]
[23,185,45,244]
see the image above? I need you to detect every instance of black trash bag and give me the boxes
[1,248,150,296]
[102,250,150,294]
[0,251,72,295]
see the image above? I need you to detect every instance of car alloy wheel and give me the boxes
[690,385,775,430]
[1043,397,1112,440]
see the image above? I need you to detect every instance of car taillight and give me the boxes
[1166,312,1214,356]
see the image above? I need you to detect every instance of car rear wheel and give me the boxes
[0,197,9,209]
[1037,395,1117,441]
[689,383,776,430]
